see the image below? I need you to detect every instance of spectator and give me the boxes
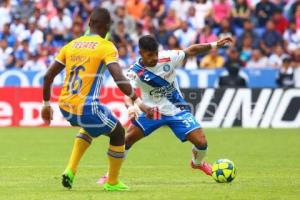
[255,0,277,27]
[194,0,213,30]
[260,20,283,55]
[224,47,244,69]
[111,21,133,47]
[70,22,84,41]
[0,23,16,47]
[29,7,49,31]
[293,4,300,29]
[101,0,122,15]
[126,0,147,21]
[154,20,172,48]
[219,65,247,87]
[141,14,155,33]
[200,48,225,68]
[35,0,58,20]
[246,0,261,9]
[148,0,165,19]
[166,34,180,50]
[232,0,251,27]
[174,21,197,49]
[218,18,235,39]
[237,19,260,49]
[73,0,97,22]
[50,8,72,42]
[113,6,136,35]
[197,25,218,44]
[184,6,202,31]
[20,22,44,54]
[22,52,47,71]
[283,20,300,53]
[10,15,25,40]
[170,0,192,20]
[239,33,254,62]
[0,0,12,31]
[268,44,288,68]
[272,8,289,35]
[12,0,35,20]
[118,45,133,69]
[43,32,59,49]
[246,49,269,68]
[212,0,232,26]
[276,56,295,87]
[132,22,150,48]
[163,8,181,31]
[288,0,300,20]
[0,39,14,69]
[40,33,57,65]
[14,39,31,68]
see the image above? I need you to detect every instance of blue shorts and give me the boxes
[60,104,118,137]
[132,110,201,142]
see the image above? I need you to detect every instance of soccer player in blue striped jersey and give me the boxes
[97,35,233,184]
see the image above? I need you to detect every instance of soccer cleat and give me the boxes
[190,160,212,176]
[103,181,129,191]
[62,168,75,189]
[97,175,108,185]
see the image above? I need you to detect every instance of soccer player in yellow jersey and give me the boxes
[41,8,153,191]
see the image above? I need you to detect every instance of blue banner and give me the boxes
[0,68,279,88]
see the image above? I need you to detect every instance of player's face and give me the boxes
[140,50,158,67]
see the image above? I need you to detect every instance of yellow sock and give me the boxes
[66,128,92,174]
[107,144,125,185]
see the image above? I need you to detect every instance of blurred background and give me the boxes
[0,0,299,128]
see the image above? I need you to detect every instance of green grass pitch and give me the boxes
[0,127,300,200]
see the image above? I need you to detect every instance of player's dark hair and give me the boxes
[89,7,111,27]
[139,35,158,52]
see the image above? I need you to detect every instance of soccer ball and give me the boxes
[212,159,237,183]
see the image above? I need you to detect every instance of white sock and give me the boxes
[192,145,207,166]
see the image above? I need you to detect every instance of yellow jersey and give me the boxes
[55,35,118,115]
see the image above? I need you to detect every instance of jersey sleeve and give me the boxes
[169,50,186,68]
[55,45,67,65]
[126,67,138,88]
[104,43,119,66]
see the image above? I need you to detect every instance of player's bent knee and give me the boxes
[109,122,125,146]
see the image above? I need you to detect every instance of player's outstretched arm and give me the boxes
[183,36,233,58]
[107,63,154,118]
[42,61,65,125]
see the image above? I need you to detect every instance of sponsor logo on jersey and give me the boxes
[163,64,171,72]
[73,41,98,49]
[149,82,176,98]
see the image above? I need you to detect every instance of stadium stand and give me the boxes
[0,0,299,87]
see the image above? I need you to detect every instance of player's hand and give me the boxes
[138,102,155,119]
[217,36,233,48]
[137,102,157,119]
[41,105,53,125]
[127,105,139,120]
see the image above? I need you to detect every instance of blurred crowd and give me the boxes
[0,0,300,86]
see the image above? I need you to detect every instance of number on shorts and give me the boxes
[182,116,196,128]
